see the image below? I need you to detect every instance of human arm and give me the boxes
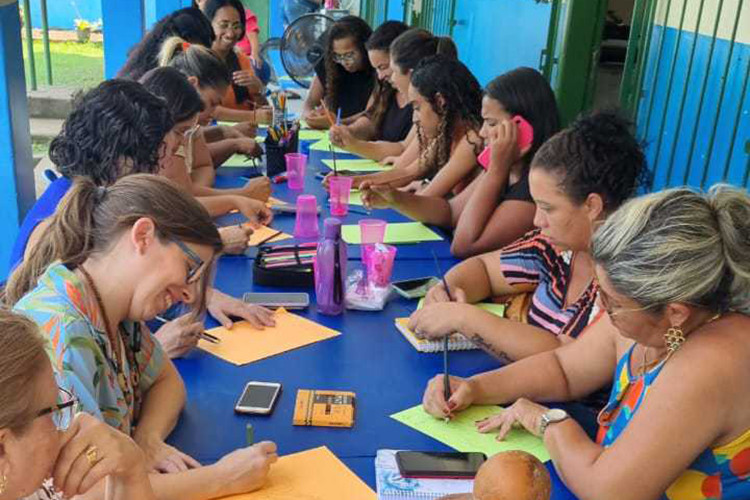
[359,182,453,227]
[302,76,331,129]
[205,137,262,169]
[195,195,273,225]
[419,136,480,198]
[329,123,408,161]
[186,130,217,188]
[206,288,276,329]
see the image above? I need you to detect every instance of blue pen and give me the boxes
[336,107,342,126]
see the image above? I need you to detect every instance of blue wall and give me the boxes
[637,26,750,190]
[451,0,552,87]
[28,0,102,30]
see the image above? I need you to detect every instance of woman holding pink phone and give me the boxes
[361,67,559,257]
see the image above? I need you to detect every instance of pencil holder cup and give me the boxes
[294,195,319,239]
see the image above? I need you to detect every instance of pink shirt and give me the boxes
[236,8,259,56]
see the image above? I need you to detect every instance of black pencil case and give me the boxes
[253,243,316,287]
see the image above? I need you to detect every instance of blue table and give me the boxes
[169,150,577,500]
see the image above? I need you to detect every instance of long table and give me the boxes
[168,148,578,500]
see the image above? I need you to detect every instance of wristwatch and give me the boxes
[539,408,569,435]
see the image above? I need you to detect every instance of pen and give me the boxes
[336,107,342,126]
[255,229,285,246]
[154,316,221,344]
[432,250,453,422]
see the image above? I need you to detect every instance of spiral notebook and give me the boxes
[375,449,473,499]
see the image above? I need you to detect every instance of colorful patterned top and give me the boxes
[597,344,750,499]
[499,230,599,338]
[14,263,165,435]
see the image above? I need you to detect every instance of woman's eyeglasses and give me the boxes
[332,51,357,64]
[173,239,206,284]
[37,387,79,432]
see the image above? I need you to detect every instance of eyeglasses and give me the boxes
[598,284,658,319]
[332,51,357,64]
[36,387,79,431]
[173,239,206,284]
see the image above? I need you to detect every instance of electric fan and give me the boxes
[280,13,336,88]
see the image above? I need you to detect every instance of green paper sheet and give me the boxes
[322,159,392,172]
[341,222,443,244]
[417,298,505,317]
[391,404,550,462]
[216,121,268,130]
[222,146,266,168]
[349,190,364,206]
[299,129,329,141]
[309,137,353,155]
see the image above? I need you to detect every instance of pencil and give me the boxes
[154,316,220,344]
[431,250,453,422]
[255,229,284,246]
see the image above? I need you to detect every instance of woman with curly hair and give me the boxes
[303,15,376,129]
[362,67,560,258]
[409,111,649,362]
[354,55,483,199]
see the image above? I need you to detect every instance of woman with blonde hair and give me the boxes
[422,185,750,500]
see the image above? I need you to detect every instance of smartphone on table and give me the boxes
[243,292,310,309]
[234,381,282,415]
[395,451,487,479]
[391,277,440,299]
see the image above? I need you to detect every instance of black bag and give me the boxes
[253,243,316,287]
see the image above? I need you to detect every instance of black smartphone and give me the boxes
[395,451,487,479]
[391,277,440,299]
[234,381,282,415]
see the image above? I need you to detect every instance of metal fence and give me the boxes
[21,0,53,89]
[622,0,750,189]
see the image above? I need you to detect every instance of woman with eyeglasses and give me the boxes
[7,175,278,500]
[421,185,750,500]
[303,15,376,129]
[0,309,155,500]
[408,111,647,366]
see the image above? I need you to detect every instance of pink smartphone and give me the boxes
[477,115,535,169]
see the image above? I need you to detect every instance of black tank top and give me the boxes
[378,99,412,142]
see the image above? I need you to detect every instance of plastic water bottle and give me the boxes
[315,218,347,315]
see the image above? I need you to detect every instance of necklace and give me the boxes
[77,265,141,420]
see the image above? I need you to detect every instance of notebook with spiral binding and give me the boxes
[375,450,473,499]
[394,319,477,353]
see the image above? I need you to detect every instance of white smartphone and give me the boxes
[234,381,282,415]
[243,292,310,309]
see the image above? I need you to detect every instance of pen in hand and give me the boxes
[154,315,221,344]
[432,250,454,422]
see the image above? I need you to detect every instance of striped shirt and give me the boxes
[500,229,599,338]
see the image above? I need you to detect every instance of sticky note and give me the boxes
[199,308,341,366]
[391,404,550,462]
[321,159,392,172]
[341,222,444,244]
[220,446,375,499]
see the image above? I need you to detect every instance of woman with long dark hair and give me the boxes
[302,15,376,129]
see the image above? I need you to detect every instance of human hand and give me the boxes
[305,109,332,130]
[231,122,257,138]
[407,302,472,340]
[423,283,468,305]
[422,374,476,419]
[488,119,530,174]
[381,156,397,165]
[136,436,200,473]
[218,225,254,254]
[475,398,549,440]
[232,70,262,92]
[254,106,273,125]
[154,314,205,358]
[213,442,278,497]
[235,197,273,226]
[52,413,150,498]
[241,177,272,202]
[207,289,276,329]
[329,124,354,148]
[360,181,398,210]
[234,137,263,157]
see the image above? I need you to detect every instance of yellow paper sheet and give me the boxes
[309,137,353,155]
[247,226,293,246]
[199,309,341,365]
[266,197,287,207]
[216,121,268,130]
[341,222,444,244]
[217,446,375,500]
[299,129,329,141]
[321,159,392,172]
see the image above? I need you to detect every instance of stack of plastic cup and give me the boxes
[363,243,397,287]
[285,153,307,190]
[329,176,354,217]
[294,194,319,239]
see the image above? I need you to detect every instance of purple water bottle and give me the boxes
[315,218,347,315]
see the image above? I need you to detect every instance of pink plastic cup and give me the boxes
[329,176,354,216]
[285,153,307,190]
[364,243,397,287]
[294,194,319,239]
[358,218,387,260]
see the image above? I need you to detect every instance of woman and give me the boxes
[157,38,268,190]
[330,20,411,146]
[422,185,750,500]
[354,55,483,198]
[330,27,457,165]
[201,0,269,122]
[410,111,647,361]
[303,15,376,129]
[361,67,559,258]
[7,175,278,500]
[0,309,154,500]
[9,80,274,359]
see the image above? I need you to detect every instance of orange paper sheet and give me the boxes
[199,309,340,365]
[247,225,293,246]
[217,446,376,500]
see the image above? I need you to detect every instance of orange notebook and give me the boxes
[217,446,375,499]
[198,308,340,365]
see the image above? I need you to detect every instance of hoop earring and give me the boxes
[0,472,7,494]
[664,325,686,354]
